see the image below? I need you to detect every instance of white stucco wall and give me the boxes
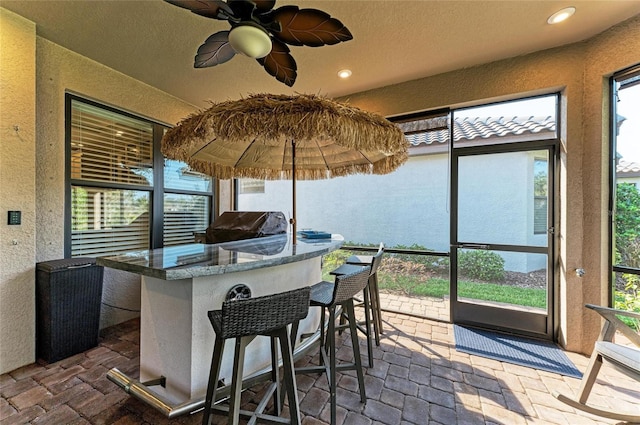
[239,150,548,272]
[0,9,37,375]
[239,153,451,249]
[618,177,640,187]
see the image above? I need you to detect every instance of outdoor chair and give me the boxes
[330,245,385,367]
[294,268,370,425]
[552,304,640,423]
[346,242,385,343]
[202,286,310,425]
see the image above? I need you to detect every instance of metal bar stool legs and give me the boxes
[346,243,386,345]
[296,269,370,425]
[367,272,383,342]
[331,245,385,368]
[328,299,366,424]
[202,331,300,425]
[360,284,375,366]
[331,265,375,368]
[202,287,310,425]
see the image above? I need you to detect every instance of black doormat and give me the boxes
[454,325,582,378]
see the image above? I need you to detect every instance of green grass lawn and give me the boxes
[322,250,638,330]
[323,268,547,309]
[377,273,547,308]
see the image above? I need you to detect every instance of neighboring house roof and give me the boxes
[617,158,640,178]
[404,115,639,177]
[405,115,556,146]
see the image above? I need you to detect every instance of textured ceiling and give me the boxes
[2,0,639,109]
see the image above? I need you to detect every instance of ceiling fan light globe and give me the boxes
[229,25,272,58]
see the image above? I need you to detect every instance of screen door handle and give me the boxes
[452,243,490,250]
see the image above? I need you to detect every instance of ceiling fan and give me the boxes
[165,0,353,86]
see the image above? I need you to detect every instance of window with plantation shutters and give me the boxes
[71,187,150,256]
[163,194,209,245]
[66,96,214,257]
[162,158,213,247]
[70,102,153,186]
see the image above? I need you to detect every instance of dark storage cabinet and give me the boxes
[36,258,104,363]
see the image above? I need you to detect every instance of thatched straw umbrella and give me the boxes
[162,93,408,243]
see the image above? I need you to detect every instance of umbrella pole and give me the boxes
[292,140,297,244]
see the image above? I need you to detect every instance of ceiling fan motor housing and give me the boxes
[229,23,272,58]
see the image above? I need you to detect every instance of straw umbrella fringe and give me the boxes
[161,93,408,242]
[162,93,408,180]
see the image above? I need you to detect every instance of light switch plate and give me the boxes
[8,211,21,225]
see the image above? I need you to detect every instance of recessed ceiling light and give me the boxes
[338,69,352,79]
[547,7,575,25]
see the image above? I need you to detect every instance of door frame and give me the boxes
[450,139,559,340]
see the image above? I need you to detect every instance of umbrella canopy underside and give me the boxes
[162,93,409,180]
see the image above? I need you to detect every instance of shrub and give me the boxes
[458,250,505,282]
[614,273,640,331]
[391,243,447,273]
[615,183,640,268]
[321,249,351,273]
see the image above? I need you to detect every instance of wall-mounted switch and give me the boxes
[8,211,21,225]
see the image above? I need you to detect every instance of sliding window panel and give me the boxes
[71,186,150,256]
[163,193,210,246]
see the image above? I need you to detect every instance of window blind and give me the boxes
[534,196,548,234]
[67,96,215,257]
[71,186,150,256]
[163,194,209,246]
[71,100,153,186]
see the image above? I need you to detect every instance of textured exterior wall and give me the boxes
[342,14,640,353]
[35,38,198,332]
[580,15,640,350]
[0,7,198,372]
[0,9,37,374]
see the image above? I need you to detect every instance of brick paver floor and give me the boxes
[1,309,638,424]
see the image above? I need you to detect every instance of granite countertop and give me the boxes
[96,234,343,280]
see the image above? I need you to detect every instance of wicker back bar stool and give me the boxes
[330,244,385,367]
[294,268,370,425]
[202,286,310,425]
[346,242,385,342]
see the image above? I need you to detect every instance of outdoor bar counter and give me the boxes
[97,233,343,417]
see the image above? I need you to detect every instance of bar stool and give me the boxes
[202,286,310,425]
[346,242,385,342]
[295,268,370,425]
[330,246,384,368]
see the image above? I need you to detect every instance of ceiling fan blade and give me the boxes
[226,0,258,21]
[253,0,276,13]
[195,31,236,68]
[226,0,275,15]
[164,0,234,20]
[257,39,297,86]
[272,6,353,47]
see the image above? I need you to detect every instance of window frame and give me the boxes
[609,64,640,306]
[533,157,549,235]
[64,94,214,257]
